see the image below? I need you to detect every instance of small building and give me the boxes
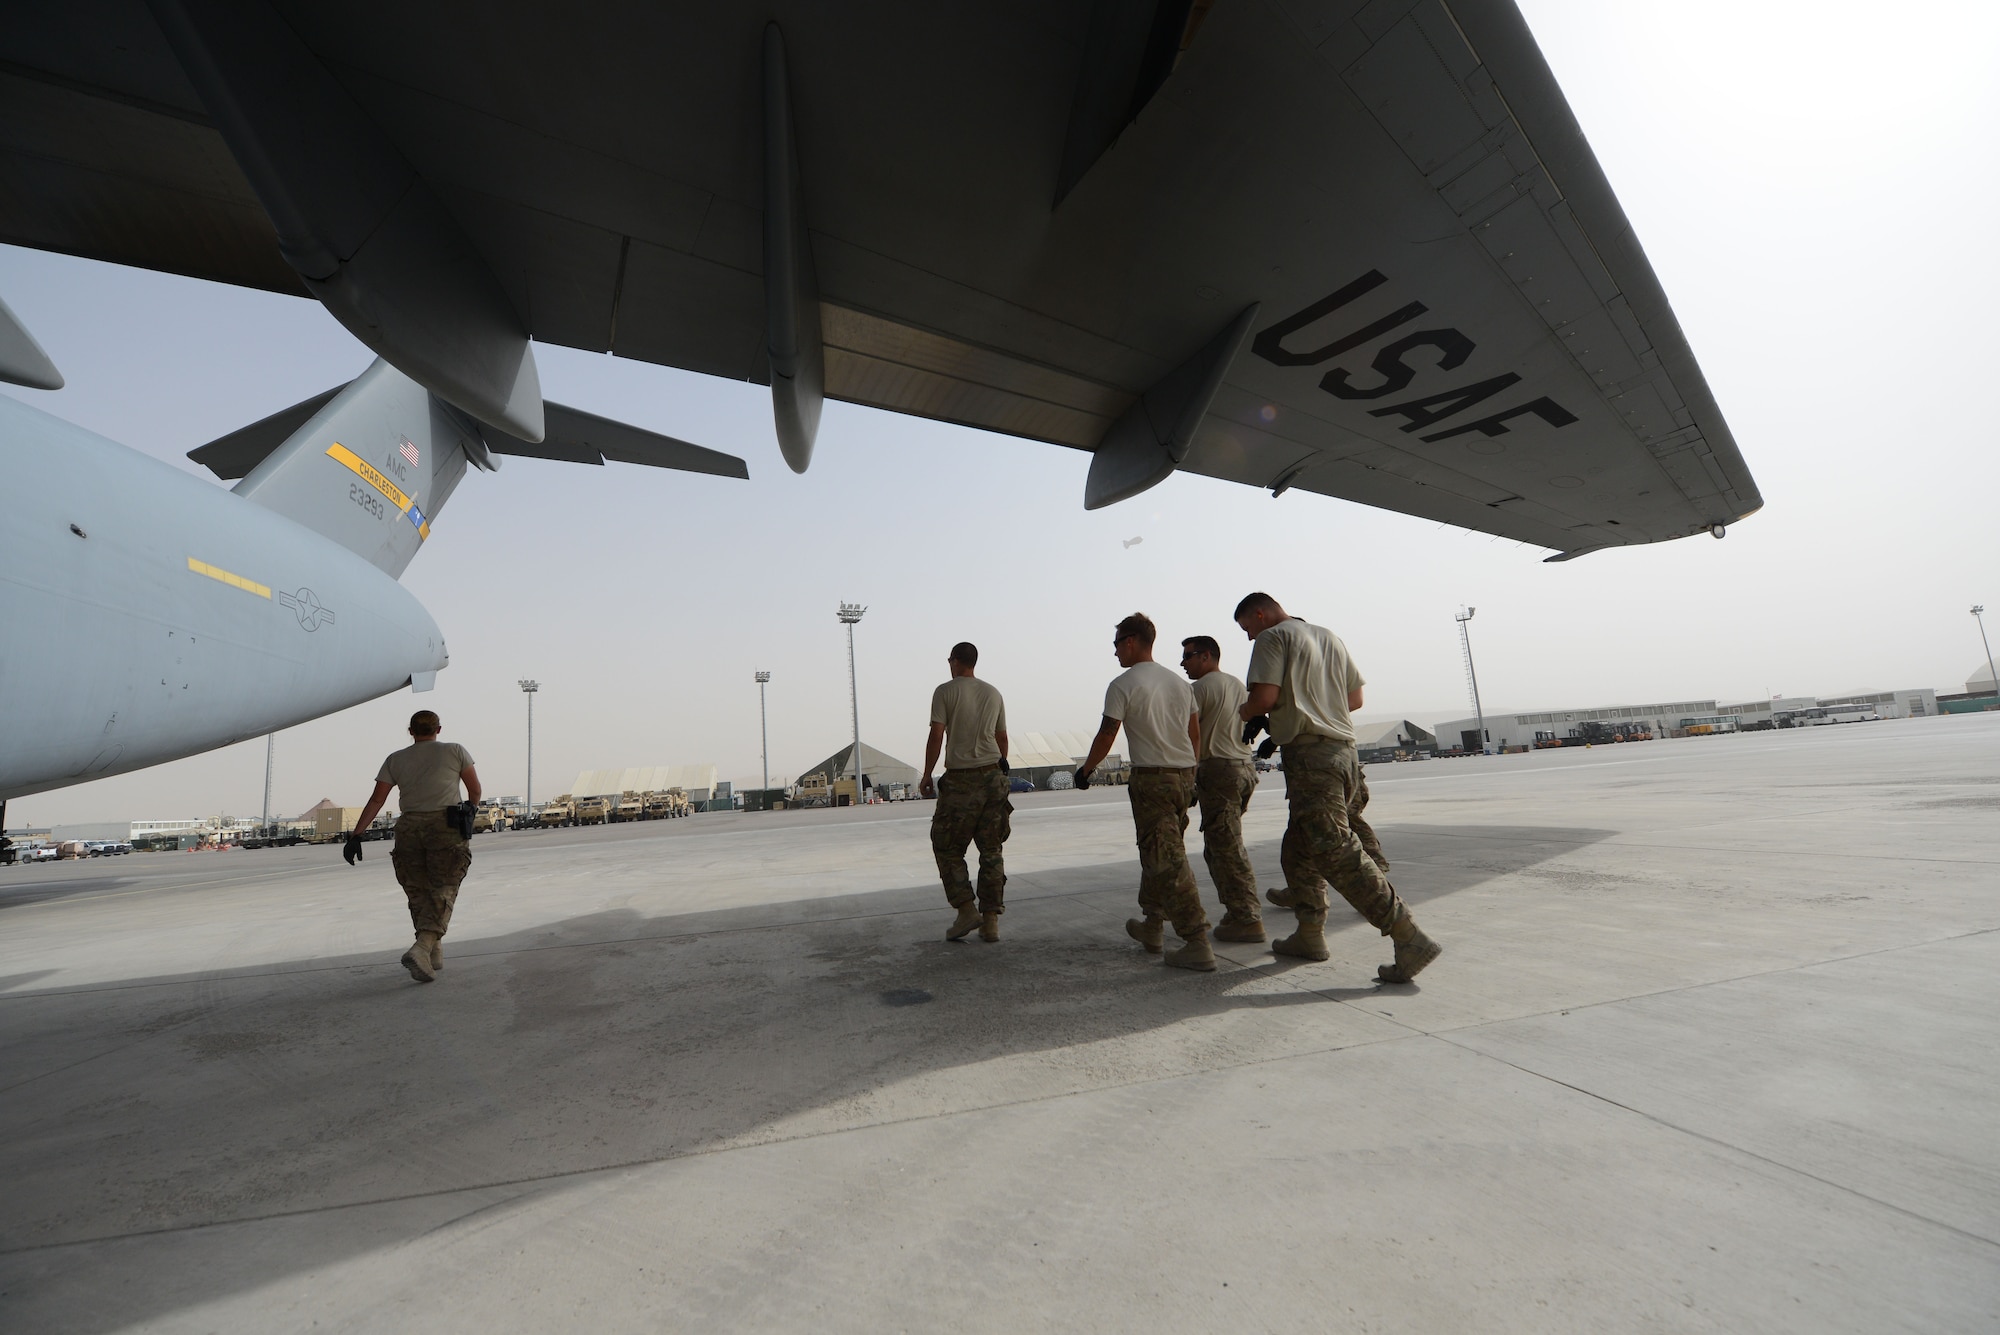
[313,807,367,839]
[1815,689,1938,720]
[1436,699,1718,752]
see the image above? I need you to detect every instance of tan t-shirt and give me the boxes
[1246,618,1364,744]
[930,675,1007,770]
[376,740,474,812]
[1103,661,1197,768]
[1191,669,1254,762]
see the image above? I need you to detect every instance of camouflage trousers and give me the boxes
[1278,766,1389,896]
[1195,758,1261,917]
[1279,738,1404,933]
[391,810,471,938]
[1128,767,1209,938]
[931,767,1012,913]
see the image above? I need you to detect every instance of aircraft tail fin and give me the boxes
[193,358,746,579]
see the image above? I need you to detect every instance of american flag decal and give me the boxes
[399,439,421,468]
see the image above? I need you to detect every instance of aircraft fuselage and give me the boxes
[0,395,447,801]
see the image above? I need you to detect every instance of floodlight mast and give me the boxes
[1455,607,1488,755]
[518,680,539,817]
[755,671,772,793]
[837,603,866,803]
[1976,607,1997,702]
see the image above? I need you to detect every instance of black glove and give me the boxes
[1074,767,1093,790]
[1256,737,1278,761]
[342,834,364,865]
[1242,714,1270,746]
[998,758,1010,775]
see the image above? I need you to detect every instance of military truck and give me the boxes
[612,790,645,823]
[643,789,688,819]
[573,794,614,825]
[795,771,832,807]
[472,802,509,833]
[537,795,575,827]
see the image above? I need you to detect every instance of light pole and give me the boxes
[1975,606,1997,699]
[519,680,539,818]
[755,671,772,792]
[837,603,866,803]
[1456,606,1488,755]
[261,733,275,835]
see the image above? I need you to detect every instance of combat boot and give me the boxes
[421,932,444,972]
[1377,914,1441,984]
[1165,932,1216,972]
[400,937,436,983]
[1270,919,1330,962]
[946,901,982,941]
[979,912,1001,943]
[1212,911,1267,943]
[1264,885,1305,910]
[1125,916,1164,953]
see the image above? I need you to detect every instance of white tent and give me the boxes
[569,765,719,799]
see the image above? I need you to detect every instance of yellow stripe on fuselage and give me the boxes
[187,557,272,598]
[325,441,413,512]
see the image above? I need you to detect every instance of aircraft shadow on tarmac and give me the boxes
[0,822,1608,1331]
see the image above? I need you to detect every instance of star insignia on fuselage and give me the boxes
[278,587,336,632]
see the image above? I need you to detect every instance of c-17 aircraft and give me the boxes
[0,300,745,801]
[0,0,1761,800]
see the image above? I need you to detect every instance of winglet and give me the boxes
[0,294,63,391]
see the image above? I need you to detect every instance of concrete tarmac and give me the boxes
[2,714,1996,1332]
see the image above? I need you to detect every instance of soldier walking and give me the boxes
[919,642,1012,943]
[1076,613,1214,972]
[1234,593,1440,983]
[343,709,480,983]
[1179,634,1267,943]
[1267,769,1393,912]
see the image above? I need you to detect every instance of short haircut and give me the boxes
[409,710,440,736]
[1114,612,1157,648]
[1180,635,1221,660]
[1233,591,1282,620]
[950,641,978,667]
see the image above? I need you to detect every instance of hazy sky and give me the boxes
[5,1,1996,828]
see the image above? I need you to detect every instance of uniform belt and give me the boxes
[1282,734,1350,748]
[1130,765,1197,775]
[946,763,1001,773]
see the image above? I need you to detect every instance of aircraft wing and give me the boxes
[0,0,1758,555]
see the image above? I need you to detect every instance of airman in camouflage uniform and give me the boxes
[1236,593,1440,983]
[1128,766,1205,935]
[1268,767,1389,909]
[1077,613,1214,971]
[920,642,1012,942]
[1180,634,1265,941]
[343,710,482,983]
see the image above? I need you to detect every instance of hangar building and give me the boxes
[801,743,919,796]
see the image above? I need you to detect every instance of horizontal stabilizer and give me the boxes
[189,359,747,579]
[188,383,348,479]
[482,404,749,479]
[193,392,745,483]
